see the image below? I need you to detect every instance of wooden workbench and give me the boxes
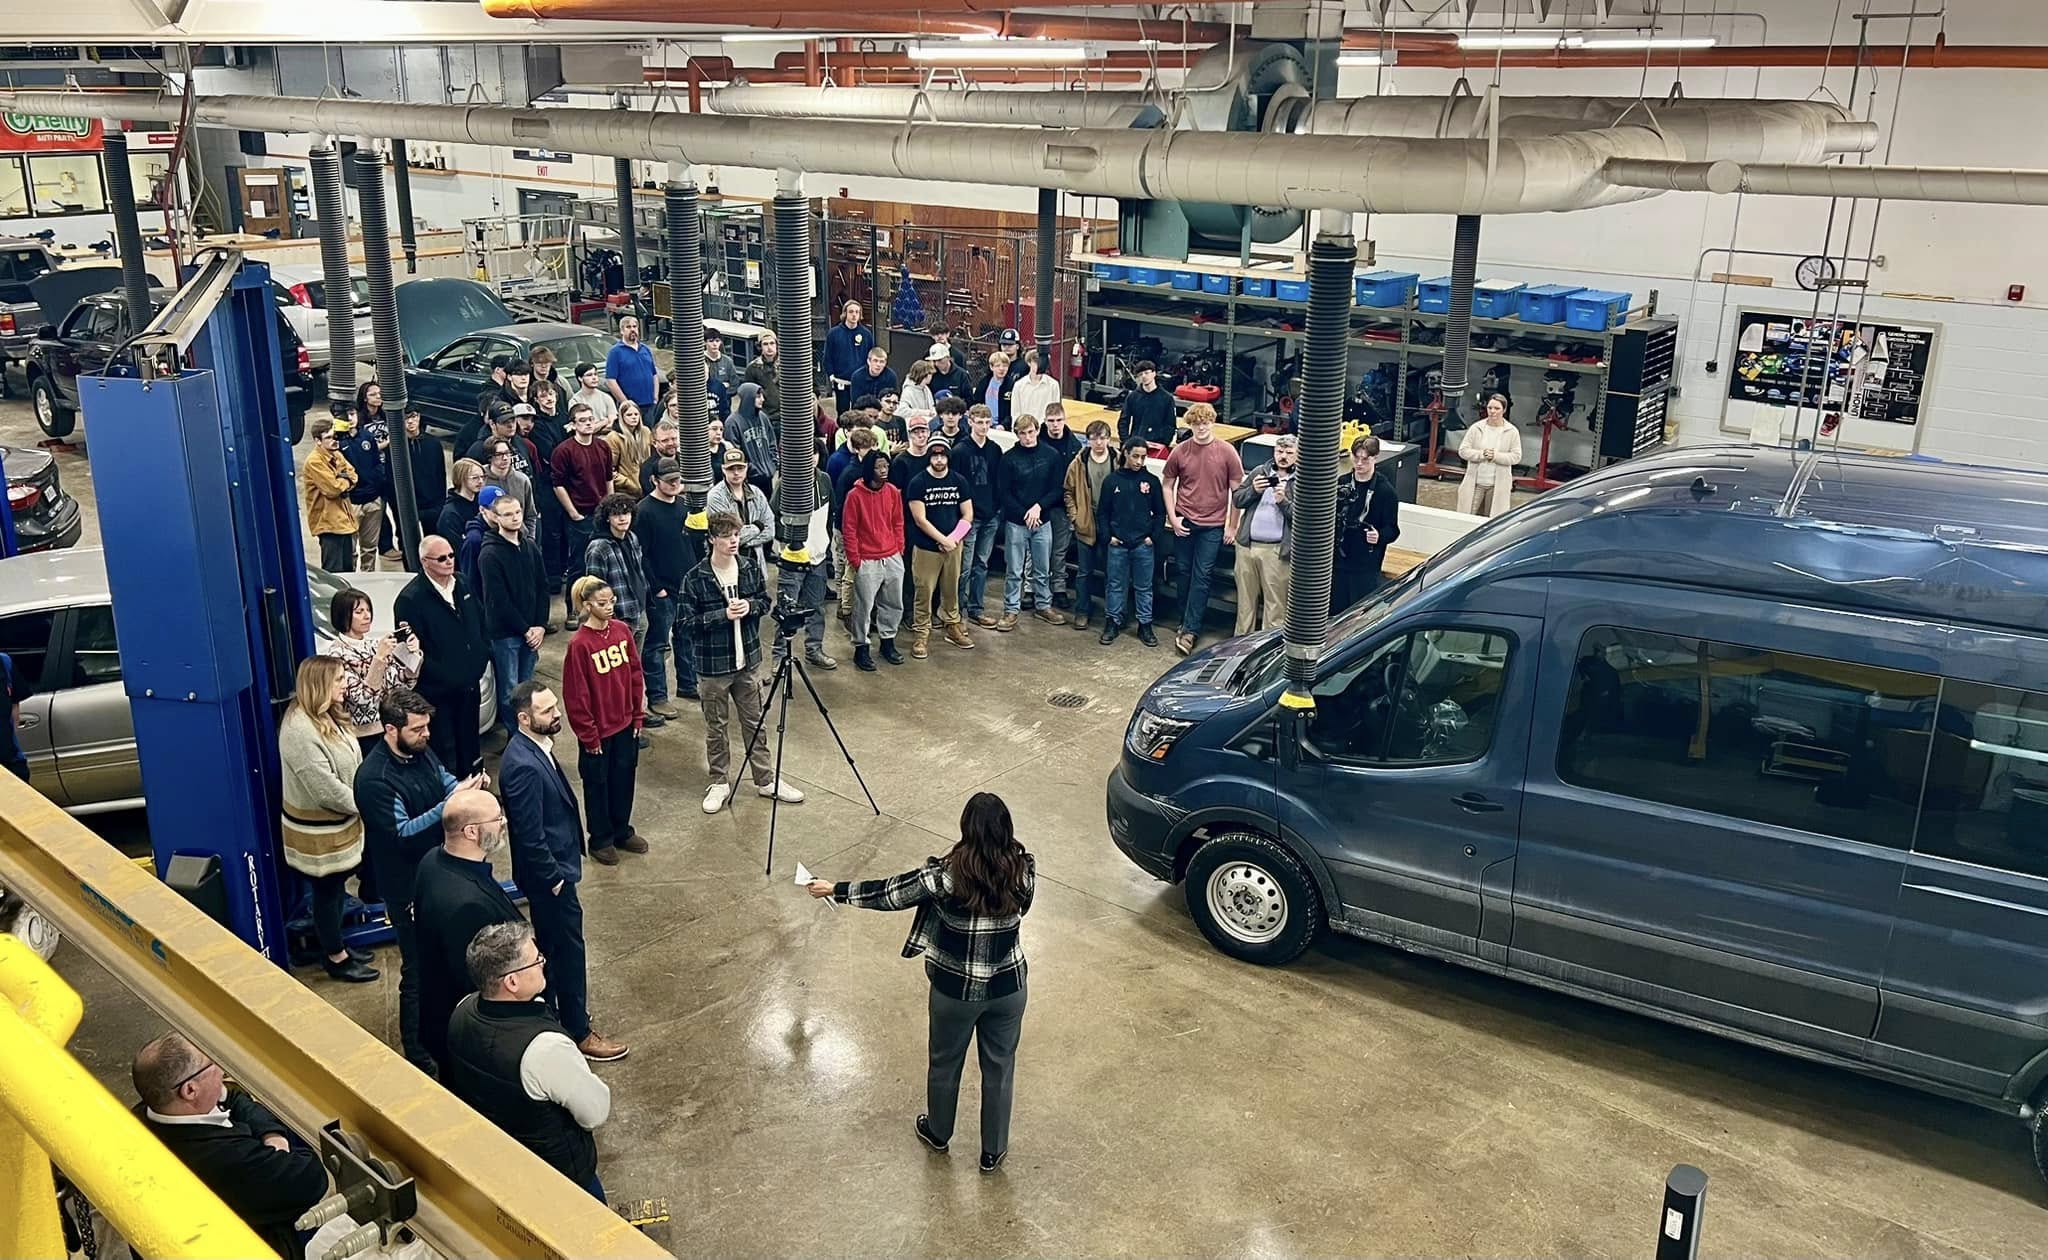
[1060,398,1256,445]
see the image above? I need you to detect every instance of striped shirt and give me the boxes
[835,854,1035,1002]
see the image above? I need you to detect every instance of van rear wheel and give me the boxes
[1184,832,1322,966]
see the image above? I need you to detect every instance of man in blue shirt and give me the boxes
[603,315,659,411]
[822,299,875,414]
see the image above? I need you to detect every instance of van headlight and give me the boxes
[1127,709,1194,762]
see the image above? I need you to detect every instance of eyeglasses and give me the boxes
[422,551,455,564]
[174,1057,219,1094]
[497,950,546,980]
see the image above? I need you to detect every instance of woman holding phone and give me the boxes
[807,792,1036,1173]
[324,587,419,757]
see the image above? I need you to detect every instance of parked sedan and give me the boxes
[0,236,64,395]
[0,444,83,554]
[0,547,496,815]
[406,321,614,433]
[268,263,371,373]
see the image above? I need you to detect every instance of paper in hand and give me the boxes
[794,862,814,886]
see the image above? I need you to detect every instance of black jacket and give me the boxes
[995,439,1063,527]
[928,362,971,400]
[413,846,523,1071]
[478,531,549,641]
[971,371,1016,428]
[1336,470,1401,570]
[393,574,489,706]
[1097,465,1167,547]
[352,740,457,905]
[407,433,447,517]
[951,434,1003,516]
[137,1091,327,1260]
[436,494,479,549]
[1118,385,1177,450]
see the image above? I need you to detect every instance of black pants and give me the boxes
[1331,558,1385,617]
[578,726,639,852]
[425,685,483,778]
[563,516,598,622]
[529,879,591,1041]
[318,532,355,573]
[388,891,432,1070]
[310,869,351,957]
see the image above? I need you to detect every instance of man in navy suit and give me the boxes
[501,681,629,1063]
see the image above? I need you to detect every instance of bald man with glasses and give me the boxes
[413,788,523,1076]
[395,536,491,777]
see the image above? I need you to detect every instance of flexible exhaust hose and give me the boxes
[349,146,422,568]
[1438,214,1482,420]
[666,180,712,517]
[1281,226,1356,693]
[309,144,357,406]
[615,157,640,302]
[771,190,818,555]
[1034,187,1056,376]
[391,140,419,275]
[100,133,153,340]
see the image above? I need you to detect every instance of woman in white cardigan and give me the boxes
[1456,393,1524,518]
[280,655,378,983]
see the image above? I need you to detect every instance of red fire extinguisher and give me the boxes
[1069,338,1086,387]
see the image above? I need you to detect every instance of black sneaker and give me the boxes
[854,644,877,672]
[915,1115,948,1154]
[642,712,668,728]
[1137,623,1159,648]
[879,637,905,666]
[979,1149,1007,1174]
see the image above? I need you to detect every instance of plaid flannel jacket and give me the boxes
[681,552,768,677]
[836,854,1036,1001]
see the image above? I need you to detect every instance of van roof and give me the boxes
[1427,445,2048,631]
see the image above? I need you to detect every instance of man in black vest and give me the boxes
[413,788,522,1076]
[131,1032,328,1259]
[446,921,612,1201]
[395,533,490,777]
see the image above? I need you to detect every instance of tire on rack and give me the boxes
[1183,830,1324,966]
[30,374,75,440]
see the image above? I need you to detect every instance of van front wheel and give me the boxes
[1185,832,1323,966]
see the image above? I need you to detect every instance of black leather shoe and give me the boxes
[323,956,380,983]
[347,946,374,964]
[589,845,621,866]
[642,712,668,728]
[854,644,877,672]
[1098,620,1121,646]
[916,1115,948,1154]
[980,1149,1007,1174]
[879,638,905,665]
[1137,623,1159,648]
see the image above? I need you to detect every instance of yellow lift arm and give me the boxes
[0,778,671,1260]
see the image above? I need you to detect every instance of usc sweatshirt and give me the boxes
[561,619,642,749]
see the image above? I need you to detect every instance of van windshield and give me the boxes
[1231,565,1425,694]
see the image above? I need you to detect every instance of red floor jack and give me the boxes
[1514,400,1573,492]
[1416,390,1454,479]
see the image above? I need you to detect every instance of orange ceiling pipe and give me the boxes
[1381,34,2048,70]
[775,47,1201,72]
[485,0,1260,19]
[644,64,1145,85]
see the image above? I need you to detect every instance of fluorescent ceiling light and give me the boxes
[1580,35,1719,49]
[1338,52,1394,67]
[907,41,1087,63]
[1457,33,1586,50]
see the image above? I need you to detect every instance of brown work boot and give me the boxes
[944,623,976,650]
[911,633,929,659]
[1034,607,1067,626]
[579,1032,630,1062]
[616,830,649,855]
[996,613,1019,632]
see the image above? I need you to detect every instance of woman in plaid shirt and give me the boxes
[807,792,1035,1173]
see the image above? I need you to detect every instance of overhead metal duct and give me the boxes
[708,84,1166,129]
[1604,158,2048,205]
[1310,96,1878,163]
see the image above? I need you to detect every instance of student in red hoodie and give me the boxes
[841,448,907,672]
[559,575,647,864]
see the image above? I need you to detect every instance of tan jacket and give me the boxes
[606,424,653,496]
[302,446,360,537]
[1063,450,1116,546]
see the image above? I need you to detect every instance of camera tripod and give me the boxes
[722,584,880,876]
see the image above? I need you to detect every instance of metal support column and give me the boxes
[308,141,357,411]
[1438,214,1482,427]
[1278,217,1355,730]
[390,139,419,275]
[666,179,712,528]
[350,146,422,570]
[101,131,153,334]
[1035,187,1057,379]
[771,171,817,560]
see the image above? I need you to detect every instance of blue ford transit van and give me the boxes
[1108,445,2048,1183]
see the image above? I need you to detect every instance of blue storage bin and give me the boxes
[1241,276,1274,297]
[1565,288,1632,330]
[1201,273,1232,295]
[1094,262,1128,281]
[1276,279,1310,302]
[1126,266,1166,286]
[1355,269,1420,308]
[1517,283,1584,325]
[1473,280,1525,319]
[1170,270,1202,291]
[1416,276,1453,314]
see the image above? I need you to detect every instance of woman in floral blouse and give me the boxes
[322,586,418,755]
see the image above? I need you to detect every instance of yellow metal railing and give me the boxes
[0,932,274,1260]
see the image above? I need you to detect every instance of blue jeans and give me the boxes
[580,1169,607,1203]
[1106,540,1155,626]
[1072,535,1108,620]
[1174,524,1224,636]
[490,636,538,731]
[959,515,1000,616]
[641,589,695,703]
[1002,521,1052,614]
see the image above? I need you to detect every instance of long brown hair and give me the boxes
[289,655,347,739]
[945,792,1029,916]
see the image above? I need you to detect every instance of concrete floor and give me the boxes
[4,381,2043,1258]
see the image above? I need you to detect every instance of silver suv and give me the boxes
[0,547,495,814]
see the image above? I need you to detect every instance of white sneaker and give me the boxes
[758,779,805,804]
[702,783,733,814]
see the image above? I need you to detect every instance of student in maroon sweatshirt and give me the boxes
[558,575,646,864]
[551,404,618,632]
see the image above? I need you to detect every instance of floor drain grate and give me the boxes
[1047,690,1091,709]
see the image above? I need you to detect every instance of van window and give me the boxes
[1916,681,2048,877]
[1308,627,1512,766]
[1557,627,1935,848]
[67,606,121,687]
[0,610,55,689]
